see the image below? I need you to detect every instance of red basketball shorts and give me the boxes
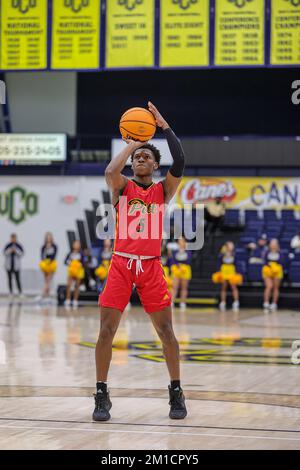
[99,254,172,314]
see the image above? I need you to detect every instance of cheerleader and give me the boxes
[64,240,84,308]
[95,239,113,288]
[262,239,284,312]
[38,232,57,301]
[212,241,242,312]
[170,237,192,309]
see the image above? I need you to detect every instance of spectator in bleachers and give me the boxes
[64,240,84,309]
[95,239,113,287]
[212,241,243,312]
[3,234,24,299]
[170,237,192,309]
[83,248,98,291]
[262,239,284,312]
[290,232,300,253]
[204,197,226,235]
[38,232,58,302]
[247,233,268,262]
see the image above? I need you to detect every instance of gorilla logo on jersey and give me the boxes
[64,0,89,13]
[172,0,198,9]
[227,0,253,7]
[12,0,36,14]
[285,0,300,6]
[118,0,143,11]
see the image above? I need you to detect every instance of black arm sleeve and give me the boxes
[164,127,185,177]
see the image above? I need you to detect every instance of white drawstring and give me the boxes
[127,257,144,276]
[136,259,144,276]
[127,258,133,270]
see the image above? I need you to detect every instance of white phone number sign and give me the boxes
[0,134,66,162]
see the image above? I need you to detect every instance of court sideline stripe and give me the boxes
[0,423,300,442]
[0,416,299,434]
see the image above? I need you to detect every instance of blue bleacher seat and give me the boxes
[223,209,240,226]
[263,209,278,221]
[280,239,293,250]
[281,210,295,222]
[235,248,248,262]
[240,236,256,244]
[289,252,300,262]
[236,260,247,277]
[245,210,259,223]
[266,230,281,239]
[246,220,264,230]
[288,262,300,283]
[247,263,263,282]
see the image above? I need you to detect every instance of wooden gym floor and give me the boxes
[0,299,299,450]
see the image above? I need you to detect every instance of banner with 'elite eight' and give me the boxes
[159,0,210,67]
[0,0,48,70]
[51,0,101,69]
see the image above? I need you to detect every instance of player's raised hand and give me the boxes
[123,138,147,149]
[148,101,169,130]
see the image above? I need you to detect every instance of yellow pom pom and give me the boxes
[229,273,243,285]
[262,265,272,278]
[263,262,283,279]
[212,271,223,284]
[39,259,57,274]
[68,260,85,280]
[95,264,108,281]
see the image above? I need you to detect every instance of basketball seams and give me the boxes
[120,120,156,128]
[119,126,153,140]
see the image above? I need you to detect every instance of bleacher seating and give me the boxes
[223,209,241,227]
[288,262,300,283]
[231,208,300,286]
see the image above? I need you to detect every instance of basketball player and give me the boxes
[93,102,186,421]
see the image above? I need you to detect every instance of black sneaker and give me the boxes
[92,389,112,421]
[168,386,187,419]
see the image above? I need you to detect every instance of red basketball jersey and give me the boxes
[114,179,165,257]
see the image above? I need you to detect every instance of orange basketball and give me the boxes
[119,107,156,142]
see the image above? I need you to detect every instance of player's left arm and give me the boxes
[148,101,185,204]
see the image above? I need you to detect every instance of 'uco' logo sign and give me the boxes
[0,186,38,224]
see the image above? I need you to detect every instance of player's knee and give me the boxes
[98,324,117,342]
[158,324,176,345]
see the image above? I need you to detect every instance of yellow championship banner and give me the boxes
[270,0,300,65]
[214,0,265,66]
[51,0,101,69]
[105,0,155,68]
[160,0,209,67]
[176,177,300,209]
[0,0,47,70]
